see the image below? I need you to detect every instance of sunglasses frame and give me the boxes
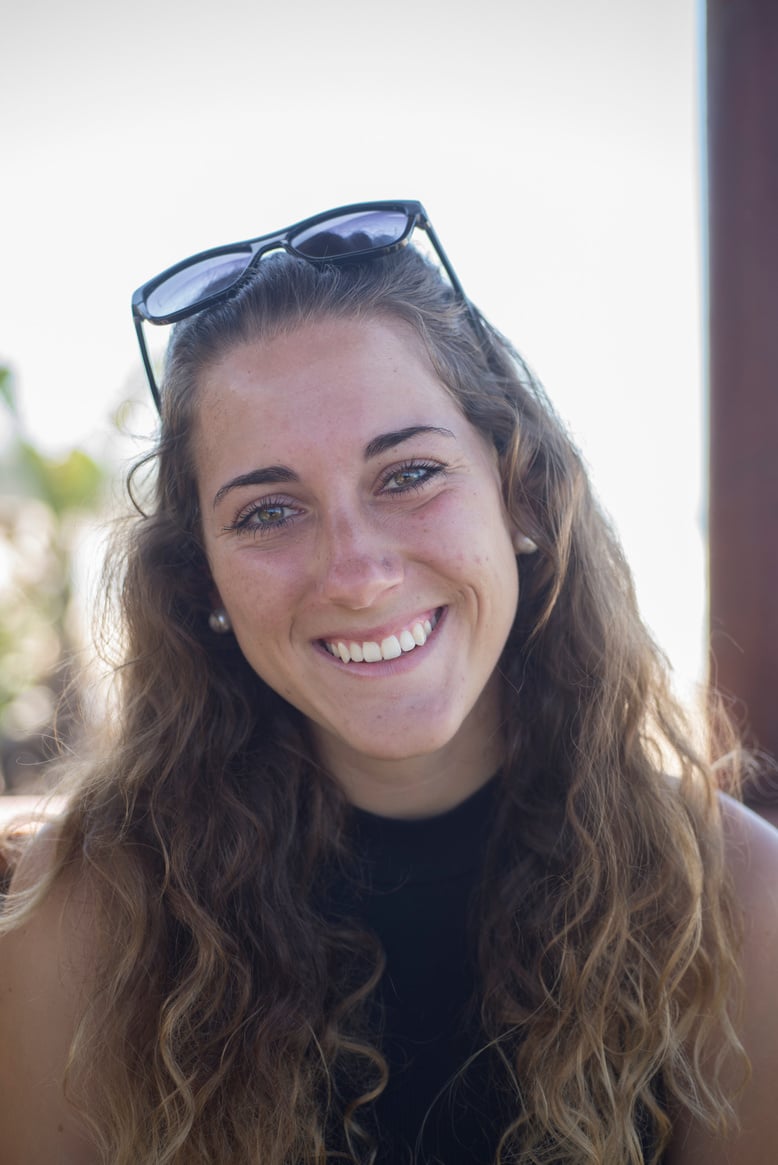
[131,200,478,412]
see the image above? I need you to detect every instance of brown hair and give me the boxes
[2,247,746,1163]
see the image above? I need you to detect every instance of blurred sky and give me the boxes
[1,0,707,696]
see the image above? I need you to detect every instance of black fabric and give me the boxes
[335,778,664,1164]
[350,779,500,1164]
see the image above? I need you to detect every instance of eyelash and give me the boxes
[223,460,447,537]
[223,497,299,536]
[379,459,446,493]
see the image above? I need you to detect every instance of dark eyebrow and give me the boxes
[364,425,455,459]
[213,427,455,508]
[213,465,298,508]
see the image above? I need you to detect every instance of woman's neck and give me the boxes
[311,677,505,819]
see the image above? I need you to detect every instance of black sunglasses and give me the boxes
[131,199,479,412]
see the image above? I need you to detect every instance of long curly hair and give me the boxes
[2,246,746,1163]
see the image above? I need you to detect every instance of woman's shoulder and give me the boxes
[720,795,778,1069]
[1,817,99,1027]
[666,796,778,1165]
[719,793,778,907]
[0,820,101,1163]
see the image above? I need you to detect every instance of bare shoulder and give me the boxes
[667,797,778,1165]
[0,821,101,1163]
[719,792,778,877]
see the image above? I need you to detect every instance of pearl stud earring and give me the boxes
[513,532,538,555]
[208,608,233,634]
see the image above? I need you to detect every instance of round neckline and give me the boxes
[350,775,499,887]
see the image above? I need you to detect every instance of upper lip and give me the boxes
[316,606,442,645]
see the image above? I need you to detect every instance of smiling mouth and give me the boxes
[321,609,442,664]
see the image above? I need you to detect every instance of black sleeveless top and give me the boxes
[350,780,498,1163]
[339,779,664,1164]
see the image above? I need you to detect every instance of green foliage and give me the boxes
[0,365,109,791]
[0,367,16,416]
[16,443,104,515]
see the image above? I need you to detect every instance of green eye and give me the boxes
[225,498,300,536]
[254,504,293,525]
[392,467,428,487]
[383,461,445,493]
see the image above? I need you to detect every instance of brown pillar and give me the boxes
[706,0,778,777]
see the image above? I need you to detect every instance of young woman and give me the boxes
[2,202,777,1165]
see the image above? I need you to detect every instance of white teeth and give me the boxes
[411,622,427,646]
[381,635,402,660]
[324,611,440,664]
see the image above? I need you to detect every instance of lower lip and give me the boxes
[316,607,446,676]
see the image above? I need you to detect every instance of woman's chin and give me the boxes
[311,716,461,773]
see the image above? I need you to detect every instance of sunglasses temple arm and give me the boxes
[134,316,163,415]
[422,219,484,337]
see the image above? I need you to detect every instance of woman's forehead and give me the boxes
[193,315,467,461]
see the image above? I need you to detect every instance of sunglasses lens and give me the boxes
[145,249,253,320]
[291,209,410,259]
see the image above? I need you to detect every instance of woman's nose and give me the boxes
[314,510,404,609]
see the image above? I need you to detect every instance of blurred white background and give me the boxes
[1,0,707,698]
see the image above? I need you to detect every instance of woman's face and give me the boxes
[194,315,520,813]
